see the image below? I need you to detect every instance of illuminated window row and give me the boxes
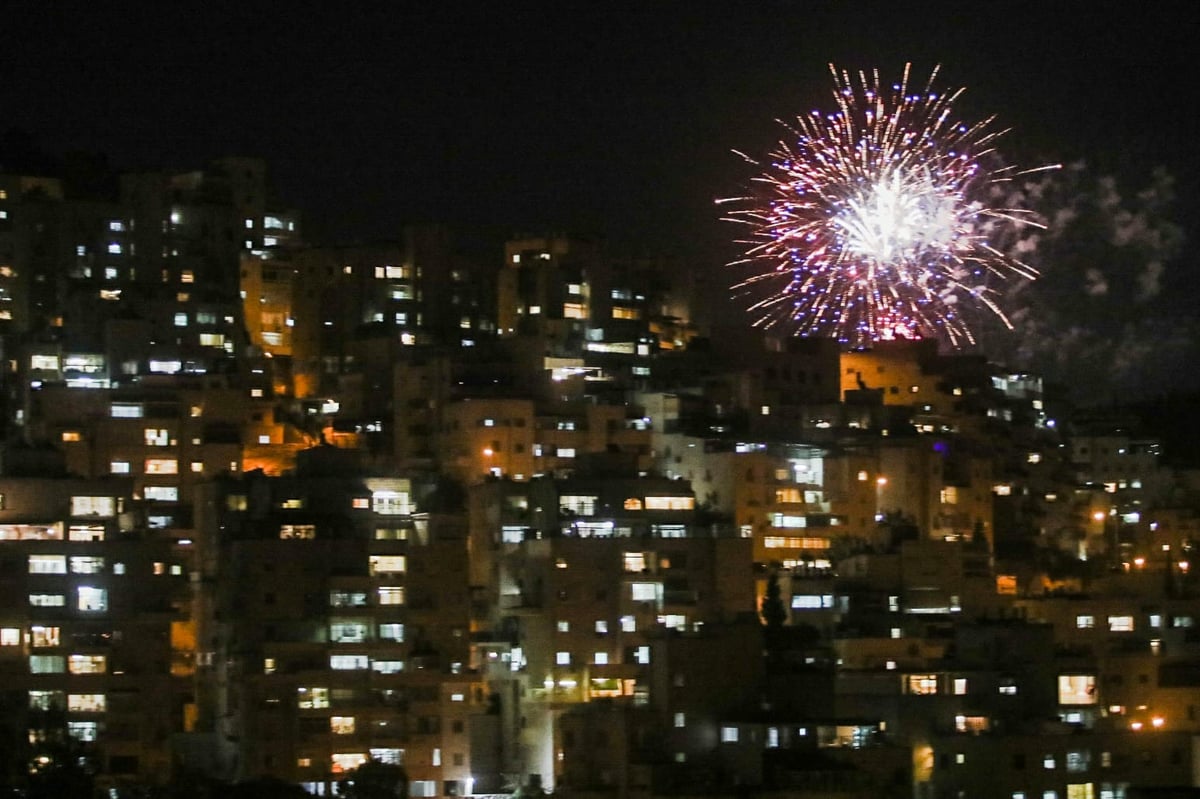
[763,536,830,550]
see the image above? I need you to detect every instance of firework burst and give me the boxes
[721,63,1057,347]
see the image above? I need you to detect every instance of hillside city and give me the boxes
[1,155,1198,799]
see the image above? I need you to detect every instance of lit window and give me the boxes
[372,490,411,515]
[594,652,609,665]
[29,655,66,673]
[68,721,99,741]
[560,495,597,515]
[631,582,660,602]
[68,654,107,674]
[329,655,369,670]
[369,555,406,575]
[70,557,105,574]
[1076,615,1095,629]
[77,587,108,612]
[721,726,739,743]
[110,461,131,474]
[329,591,368,607]
[644,496,694,511]
[71,496,115,517]
[144,486,179,502]
[674,712,686,728]
[0,628,20,646]
[68,693,106,712]
[297,687,330,709]
[775,487,803,503]
[1058,675,1097,705]
[144,458,178,474]
[378,623,404,642]
[331,716,356,735]
[1108,616,1134,632]
[556,651,571,666]
[377,587,405,606]
[907,674,939,695]
[766,536,830,549]
[28,690,63,709]
[28,555,66,574]
[144,428,170,446]
[330,753,367,774]
[30,354,59,370]
[623,552,648,572]
[329,621,369,643]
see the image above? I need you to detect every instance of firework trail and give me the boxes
[721,63,1056,347]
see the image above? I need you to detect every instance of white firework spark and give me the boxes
[721,63,1057,347]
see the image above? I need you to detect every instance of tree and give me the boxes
[337,760,408,799]
[227,777,313,799]
[760,570,787,631]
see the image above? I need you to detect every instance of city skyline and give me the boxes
[3,157,1200,795]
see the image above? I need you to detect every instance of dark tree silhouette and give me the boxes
[337,760,408,799]
[227,776,314,799]
[761,571,787,630]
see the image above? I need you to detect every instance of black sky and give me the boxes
[1,1,1197,250]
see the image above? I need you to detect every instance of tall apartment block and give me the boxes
[0,473,193,794]
[188,448,497,797]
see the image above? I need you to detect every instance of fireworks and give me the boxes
[721,63,1056,347]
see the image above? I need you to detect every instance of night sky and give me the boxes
[3,2,1195,248]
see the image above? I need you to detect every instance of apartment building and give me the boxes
[0,474,193,794]
[188,448,498,797]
